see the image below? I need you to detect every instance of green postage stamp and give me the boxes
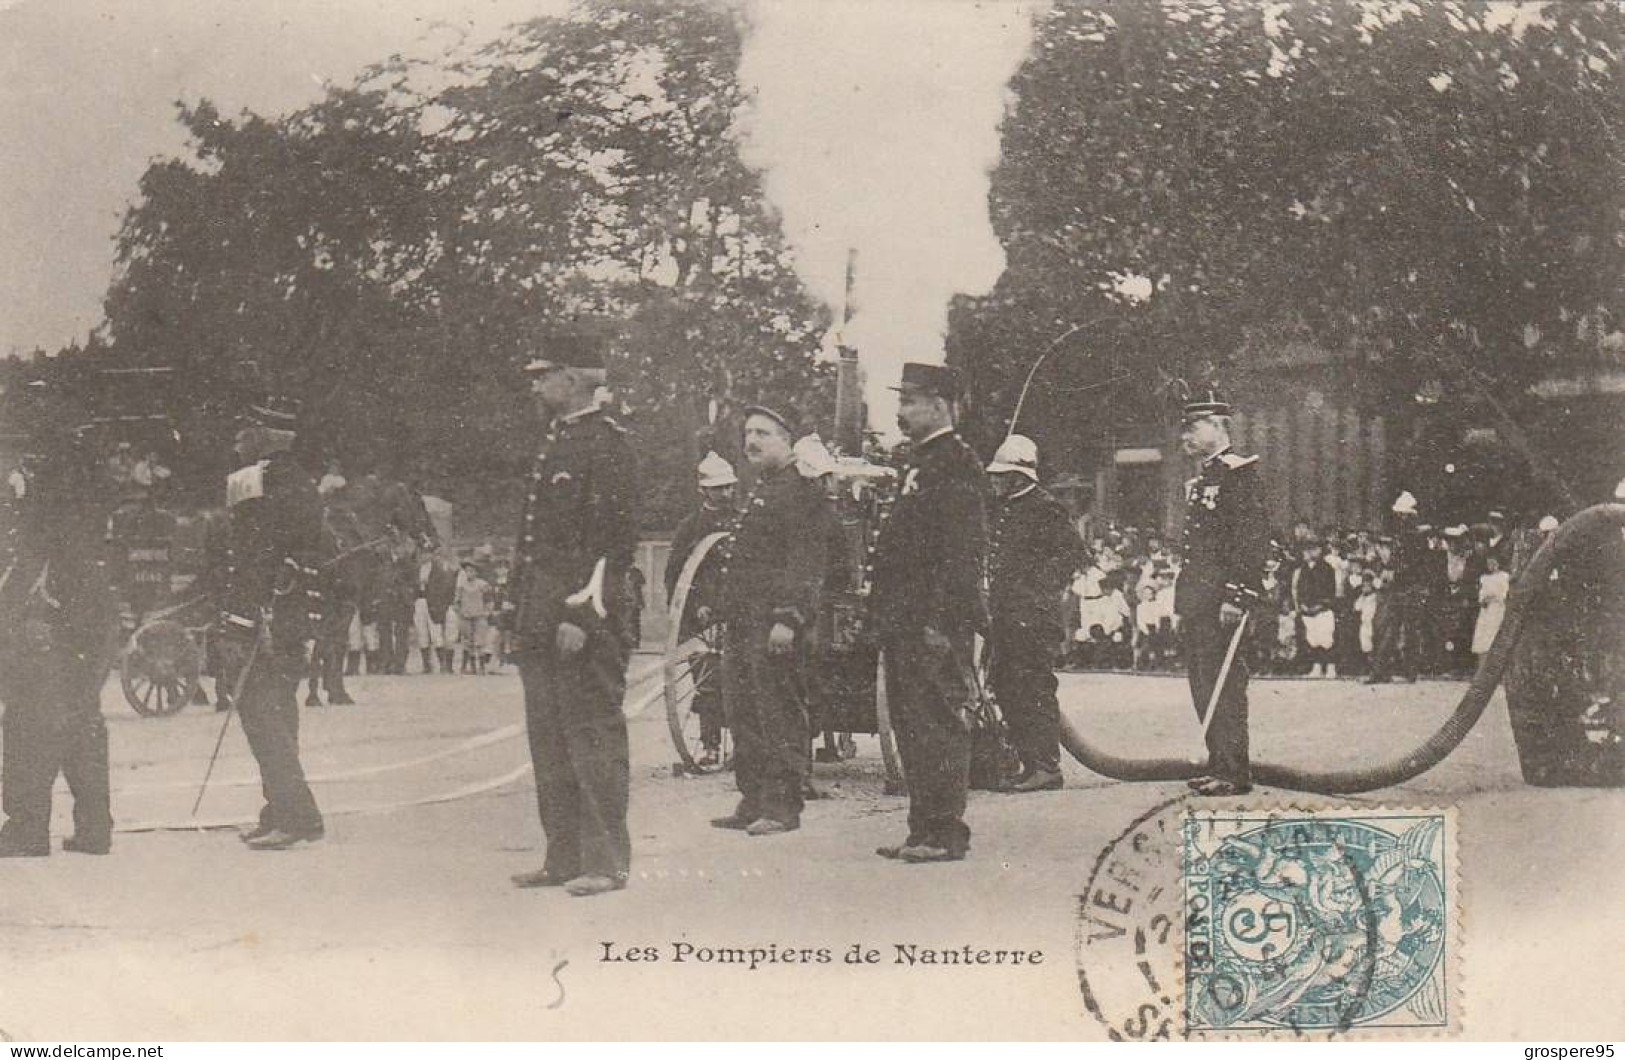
[1181,806,1458,1035]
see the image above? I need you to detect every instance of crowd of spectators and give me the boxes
[1063,510,1550,680]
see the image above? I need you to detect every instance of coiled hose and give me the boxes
[1056,503,1625,794]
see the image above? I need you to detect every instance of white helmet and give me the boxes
[696,451,737,488]
[987,434,1039,482]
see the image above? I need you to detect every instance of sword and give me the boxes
[191,619,266,817]
[1200,611,1251,740]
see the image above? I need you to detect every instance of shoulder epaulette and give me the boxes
[1217,453,1259,470]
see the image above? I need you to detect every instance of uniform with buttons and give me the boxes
[1174,444,1268,789]
[200,446,327,842]
[716,461,834,829]
[508,404,639,886]
[986,477,1079,782]
[0,445,121,856]
[868,417,989,858]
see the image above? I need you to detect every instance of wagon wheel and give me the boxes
[873,650,905,793]
[121,619,203,717]
[665,532,733,774]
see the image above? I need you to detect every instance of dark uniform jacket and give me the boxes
[199,452,325,656]
[989,484,1078,639]
[1174,448,1268,619]
[664,502,735,607]
[869,429,989,639]
[0,474,121,704]
[719,464,833,634]
[509,407,638,651]
[1389,522,1432,591]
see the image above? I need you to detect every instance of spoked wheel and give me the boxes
[121,619,203,717]
[665,532,733,774]
[873,651,905,794]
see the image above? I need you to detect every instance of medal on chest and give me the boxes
[1188,480,1221,511]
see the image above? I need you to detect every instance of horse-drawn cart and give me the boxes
[662,457,904,788]
[113,501,209,717]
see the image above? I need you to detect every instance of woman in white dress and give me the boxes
[1472,555,1510,659]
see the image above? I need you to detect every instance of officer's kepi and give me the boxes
[1181,386,1232,422]
[523,338,605,374]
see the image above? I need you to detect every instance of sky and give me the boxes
[0,0,564,357]
[0,0,1037,433]
[739,0,1036,431]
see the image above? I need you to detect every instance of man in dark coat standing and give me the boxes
[200,394,327,850]
[984,434,1079,792]
[1366,491,1428,684]
[869,363,988,862]
[1175,388,1268,798]
[0,393,120,857]
[507,341,638,898]
[710,407,834,836]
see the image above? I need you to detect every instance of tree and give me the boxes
[101,0,833,530]
[952,0,1624,513]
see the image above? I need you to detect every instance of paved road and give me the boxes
[1,664,1620,1040]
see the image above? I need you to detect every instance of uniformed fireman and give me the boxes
[869,363,989,863]
[507,342,639,897]
[200,394,327,850]
[0,388,119,857]
[709,407,834,836]
[984,434,1079,793]
[1175,388,1268,798]
[1366,490,1430,684]
[665,451,737,768]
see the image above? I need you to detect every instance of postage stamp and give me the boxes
[1181,806,1459,1035]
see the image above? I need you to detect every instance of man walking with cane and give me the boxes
[200,393,327,849]
[1175,388,1267,797]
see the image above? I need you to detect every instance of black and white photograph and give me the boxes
[1,0,1622,1043]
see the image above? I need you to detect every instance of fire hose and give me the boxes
[1056,503,1625,794]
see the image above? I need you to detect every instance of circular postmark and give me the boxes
[1074,796,1190,1042]
[1078,799,1445,1039]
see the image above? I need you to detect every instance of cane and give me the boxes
[191,621,266,817]
[1199,611,1251,740]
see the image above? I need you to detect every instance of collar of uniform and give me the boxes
[1203,445,1233,470]
[759,460,797,483]
[1006,482,1037,502]
[914,426,955,453]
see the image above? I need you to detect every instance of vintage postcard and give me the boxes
[1,0,1622,1044]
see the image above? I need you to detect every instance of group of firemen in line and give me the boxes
[0,350,1276,898]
